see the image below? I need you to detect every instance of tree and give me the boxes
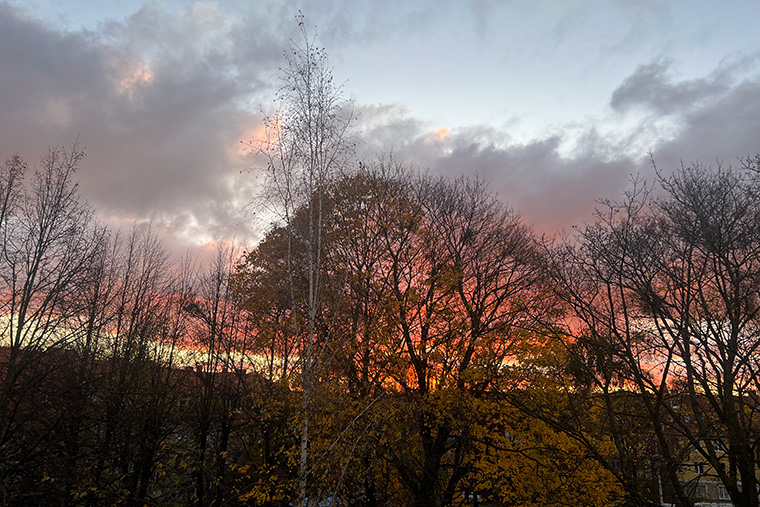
[0,145,105,502]
[374,172,546,507]
[182,243,255,507]
[237,161,546,506]
[246,13,356,507]
[465,395,622,507]
[77,225,192,506]
[237,162,404,505]
[650,160,760,507]
[532,178,689,506]
[538,159,760,507]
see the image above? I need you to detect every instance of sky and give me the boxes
[2,0,760,255]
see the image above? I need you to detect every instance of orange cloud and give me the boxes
[434,127,450,139]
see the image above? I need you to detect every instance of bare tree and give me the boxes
[537,178,692,506]
[540,160,760,507]
[83,225,192,506]
[370,171,541,507]
[247,13,356,506]
[0,144,103,501]
[183,243,255,507]
[651,161,760,507]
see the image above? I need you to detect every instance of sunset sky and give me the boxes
[2,1,760,254]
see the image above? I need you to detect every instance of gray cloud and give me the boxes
[650,79,760,170]
[355,106,636,235]
[428,139,636,235]
[0,1,472,254]
[3,1,760,252]
[606,55,760,171]
[0,2,288,252]
[355,54,760,235]
[610,57,756,115]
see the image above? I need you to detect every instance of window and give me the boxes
[695,484,708,499]
[718,485,730,501]
[694,463,704,475]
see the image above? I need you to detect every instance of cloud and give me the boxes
[354,53,760,235]
[355,103,429,156]
[650,79,760,170]
[431,135,636,234]
[355,105,636,234]
[2,1,760,252]
[0,1,470,255]
[608,56,760,170]
[610,56,756,115]
[0,2,288,253]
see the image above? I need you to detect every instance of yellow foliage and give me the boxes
[465,397,623,507]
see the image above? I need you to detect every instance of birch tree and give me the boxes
[250,14,356,506]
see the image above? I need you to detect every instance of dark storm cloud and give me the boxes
[0,2,286,249]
